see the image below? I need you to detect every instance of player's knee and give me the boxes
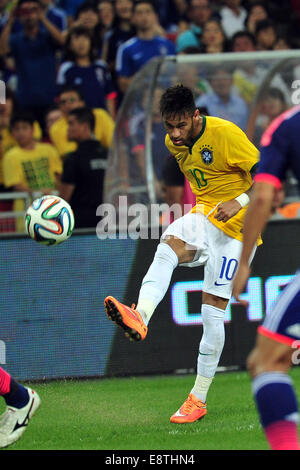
[246,346,291,378]
[164,238,196,264]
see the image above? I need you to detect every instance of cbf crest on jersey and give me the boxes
[200,145,213,165]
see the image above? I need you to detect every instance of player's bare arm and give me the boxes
[214,185,253,223]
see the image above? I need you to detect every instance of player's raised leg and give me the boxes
[0,366,41,448]
[104,235,196,341]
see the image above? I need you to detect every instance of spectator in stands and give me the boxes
[115,0,176,95]
[38,0,67,31]
[43,105,63,143]
[0,0,65,133]
[59,106,108,228]
[273,35,293,50]
[101,0,135,81]
[0,89,15,231]
[157,0,188,35]
[196,64,249,130]
[0,88,42,158]
[230,30,256,52]
[63,0,85,25]
[175,63,209,102]
[0,0,18,34]
[49,86,114,158]
[252,87,287,145]
[101,0,135,107]
[71,1,102,50]
[219,0,247,39]
[244,1,268,35]
[254,19,277,50]
[130,86,170,198]
[198,18,228,53]
[97,0,115,36]
[0,54,17,93]
[176,0,213,53]
[3,111,62,195]
[0,88,19,160]
[231,29,290,108]
[57,25,117,117]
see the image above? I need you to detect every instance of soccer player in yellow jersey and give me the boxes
[105,84,260,423]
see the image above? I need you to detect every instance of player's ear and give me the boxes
[193,108,200,119]
[193,108,201,123]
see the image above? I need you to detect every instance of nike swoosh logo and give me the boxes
[214,281,229,286]
[141,281,155,286]
[12,399,34,432]
[199,352,213,356]
[174,410,185,417]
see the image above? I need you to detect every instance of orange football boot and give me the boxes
[104,296,148,341]
[170,393,207,423]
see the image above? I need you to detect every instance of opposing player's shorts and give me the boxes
[258,271,300,348]
[161,212,255,300]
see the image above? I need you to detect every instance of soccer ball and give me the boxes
[25,195,75,246]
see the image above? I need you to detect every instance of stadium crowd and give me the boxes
[0,0,300,230]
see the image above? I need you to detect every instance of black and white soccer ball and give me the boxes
[25,195,75,246]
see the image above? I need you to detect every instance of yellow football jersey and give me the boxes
[0,122,42,185]
[165,116,260,243]
[49,108,115,158]
[3,142,62,232]
[3,143,62,190]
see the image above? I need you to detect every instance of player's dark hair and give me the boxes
[10,111,35,129]
[69,106,95,132]
[159,85,196,119]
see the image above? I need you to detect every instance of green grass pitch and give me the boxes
[2,368,300,451]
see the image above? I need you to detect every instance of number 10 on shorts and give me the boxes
[219,256,238,281]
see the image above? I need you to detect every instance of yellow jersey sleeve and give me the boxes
[223,123,259,175]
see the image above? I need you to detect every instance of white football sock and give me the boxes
[191,304,226,402]
[191,375,213,403]
[136,242,178,325]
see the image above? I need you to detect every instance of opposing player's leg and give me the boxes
[248,274,300,450]
[104,212,203,341]
[0,367,41,448]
